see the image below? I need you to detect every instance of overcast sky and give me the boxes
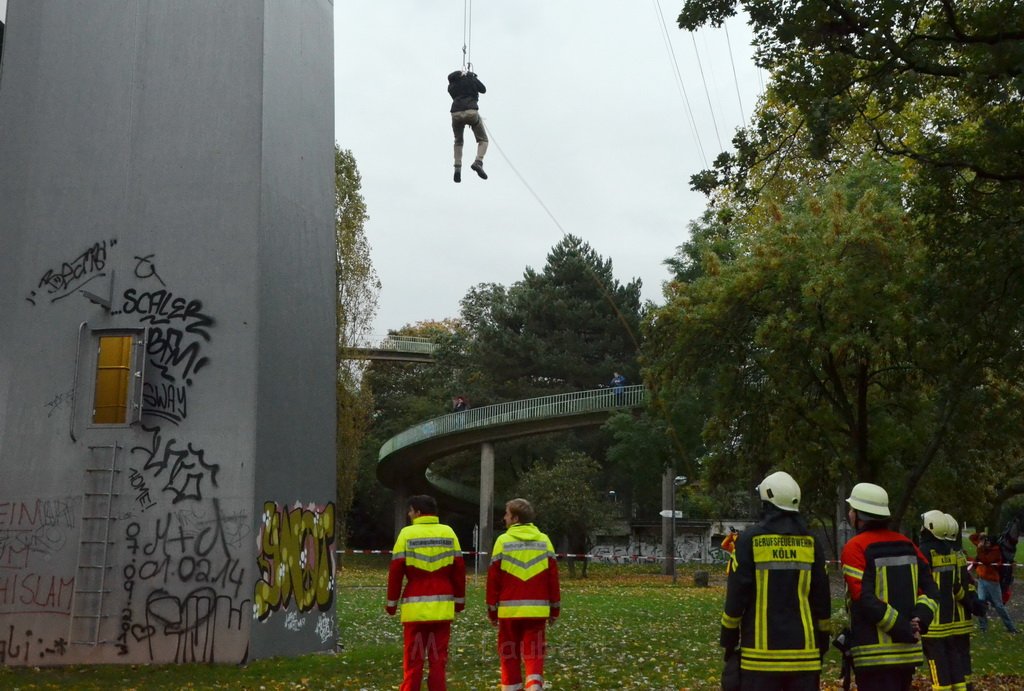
[335,1,764,337]
[0,1,763,337]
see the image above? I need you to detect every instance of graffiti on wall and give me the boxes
[0,499,77,616]
[141,587,247,663]
[115,501,250,661]
[588,535,728,565]
[42,388,76,419]
[16,240,332,663]
[26,239,116,305]
[131,425,220,505]
[0,626,69,664]
[254,502,336,621]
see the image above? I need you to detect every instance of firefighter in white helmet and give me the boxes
[941,513,982,690]
[841,483,939,691]
[917,509,964,690]
[720,471,830,690]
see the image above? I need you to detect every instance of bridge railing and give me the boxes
[346,334,438,355]
[378,384,646,460]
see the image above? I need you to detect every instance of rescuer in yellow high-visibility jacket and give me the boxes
[487,498,560,691]
[720,471,831,691]
[387,495,466,691]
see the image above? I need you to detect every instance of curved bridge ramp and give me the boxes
[377,385,647,505]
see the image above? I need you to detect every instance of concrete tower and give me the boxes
[0,1,337,664]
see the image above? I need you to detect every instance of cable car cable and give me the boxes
[724,22,746,124]
[651,0,708,168]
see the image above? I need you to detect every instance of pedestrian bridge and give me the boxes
[341,334,438,363]
[377,384,647,504]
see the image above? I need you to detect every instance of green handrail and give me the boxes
[378,384,647,461]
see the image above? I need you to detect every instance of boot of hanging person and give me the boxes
[471,160,487,179]
[454,166,462,183]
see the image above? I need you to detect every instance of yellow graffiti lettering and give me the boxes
[253,501,335,621]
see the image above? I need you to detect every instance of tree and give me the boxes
[462,235,643,402]
[349,320,467,546]
[336,146,379,365]
[335,146,380,546]
[515,451,609,578]
[678,0,1024,191]
[645,161,1024,526]
[671,0,1024,528]
[603,411,676,520]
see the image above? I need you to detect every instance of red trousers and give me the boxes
[402,621,451,691]
[498,618,547,690]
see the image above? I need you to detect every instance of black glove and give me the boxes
[721,648,741,691]
[888,614,918,644]
[720,625,740,651]
[816,631,830,659]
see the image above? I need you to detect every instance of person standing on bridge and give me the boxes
[487,498,560,691]
[610,371,627,404]
[387,494,466,691]
[448,68,488,183]
[720,471,830,691]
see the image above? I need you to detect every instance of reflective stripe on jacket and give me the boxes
[720,512,831,673]
[487,523,561,619]
[387,516,466,622]
[842,528,939,669]
[948,549,977,635]
[919,534,968,639]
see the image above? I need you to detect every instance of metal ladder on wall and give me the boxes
[68,443,121,646]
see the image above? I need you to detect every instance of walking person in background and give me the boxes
[487,498,560,691]
[720,526,739,575]
[969,530,1018,634]
[387,495,466,691]
[448,68,488,183]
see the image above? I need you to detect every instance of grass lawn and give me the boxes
[1,559,1022,689]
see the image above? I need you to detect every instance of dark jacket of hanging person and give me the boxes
[448,70,486,112]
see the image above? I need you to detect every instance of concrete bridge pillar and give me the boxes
[393,487,409,541]
[479,442,496,560]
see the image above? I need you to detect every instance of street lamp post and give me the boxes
[671,475,687,584]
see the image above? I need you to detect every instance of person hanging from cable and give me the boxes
[448,66,488,183]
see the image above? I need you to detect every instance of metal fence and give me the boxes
[378,384,647,460]
[351,334,438,354]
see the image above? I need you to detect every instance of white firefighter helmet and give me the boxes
[846,482,891,517]
[941,513,960,541]
[921,509,946,536]
[757,471,801,512]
